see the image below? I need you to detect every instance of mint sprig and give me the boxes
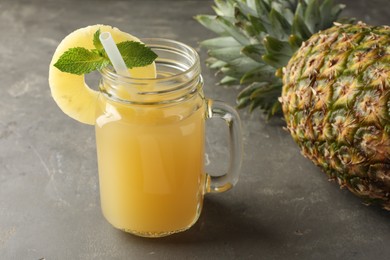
[54,29,157,75]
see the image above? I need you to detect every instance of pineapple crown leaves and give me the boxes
[195,0,354,118]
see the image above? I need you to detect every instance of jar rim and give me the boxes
[99,38,200,86]
[98,38,203,103]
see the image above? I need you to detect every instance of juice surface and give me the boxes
[95,94,206,235]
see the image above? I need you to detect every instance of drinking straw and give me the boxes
[99,32,130,77]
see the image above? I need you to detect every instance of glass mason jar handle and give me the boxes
[206,99,243,193]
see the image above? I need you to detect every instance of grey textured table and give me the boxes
[0,0,389,259]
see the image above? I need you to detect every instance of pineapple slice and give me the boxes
[49,24,156,125]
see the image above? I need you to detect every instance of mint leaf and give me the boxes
[54,47,109,75]
[93,29,103,51]
[117,41,158,69]
[53,30,158,75]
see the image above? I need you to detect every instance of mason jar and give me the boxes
[95,38,242,237]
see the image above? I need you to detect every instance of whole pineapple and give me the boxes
[282,22,390,209]
[197,0,390,209]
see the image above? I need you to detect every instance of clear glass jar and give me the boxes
[95,39,242,237]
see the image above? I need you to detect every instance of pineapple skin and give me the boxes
[282,23,390,209]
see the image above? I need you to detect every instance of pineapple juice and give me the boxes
[95,90,207,235]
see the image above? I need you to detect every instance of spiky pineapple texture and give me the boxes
[281,22,390,209]
[196,0,351,117]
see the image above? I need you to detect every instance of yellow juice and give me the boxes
[95,94,207,236]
